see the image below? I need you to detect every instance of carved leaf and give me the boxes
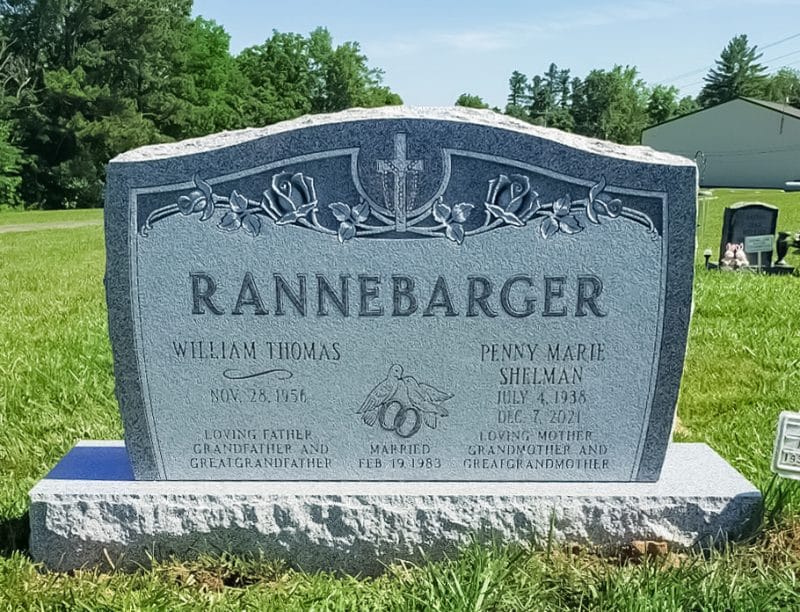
[540,216,559,239]
[277,210,303,225]
[559,214,583,235]
[194,174,213,200]
[296,202,315,217]
[241,213,262,237]
[445,223,465,245]
[352,200,370,223]
[218,211,241,232]
[486,203,524,227]
[229,190,248,213]
[589,176,606,202]
[451,203,474,224]
[200,198,216,222]
[338,221,356,243]
[329,202,351,222]
[433,198,451,224]
[585,196,599,224]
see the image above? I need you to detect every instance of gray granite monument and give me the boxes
[29,108,762,573]
[719,202,778,267]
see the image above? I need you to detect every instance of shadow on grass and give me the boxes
[0,512,30,556]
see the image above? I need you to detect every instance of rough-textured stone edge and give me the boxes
[637,163,696,480]
[112,107,696,166]
[104,165,160,479]
[30,443,762,574]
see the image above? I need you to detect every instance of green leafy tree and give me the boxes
[238,27,400,125]
[676,95,700,116]
[0,120,22,206]
[165,17,252,138]
[2,0,197,207]
[571,65,649,144]
[455,93,488,109]
[764,67,800,107]
[646,84,679,124]
[0,3,401,209]
[307,27,400,113]
[698,34,767,107]
[236,31,314,125]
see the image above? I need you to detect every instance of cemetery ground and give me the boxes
[0,189,799,609]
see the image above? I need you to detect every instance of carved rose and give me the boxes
[177,175,215,221]
[485,174,539,226]
[263,172,318,225]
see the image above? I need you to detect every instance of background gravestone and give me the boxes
[719,202,778,266]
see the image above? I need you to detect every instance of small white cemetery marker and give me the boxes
[744,234,774,271]
[772,411,800,480]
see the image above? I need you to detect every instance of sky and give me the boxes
[192,0,800,108]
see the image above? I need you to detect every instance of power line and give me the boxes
[659,32,800,85]
[760,32,800,51]
[673,48,800,93]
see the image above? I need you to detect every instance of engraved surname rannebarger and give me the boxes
[189,272,607,318]
[140,133,656,243]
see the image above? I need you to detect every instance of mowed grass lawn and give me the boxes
[0,190,799,609]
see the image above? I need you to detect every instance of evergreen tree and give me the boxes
[0,3,401,209]
[698,34,767,107]
[506,70,529,116]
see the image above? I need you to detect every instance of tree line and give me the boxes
[0,4,796,211]
[0,0,401,209]
[457,34,800,146]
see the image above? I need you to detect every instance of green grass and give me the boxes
[1,196,800,609]
[0,207,103,227]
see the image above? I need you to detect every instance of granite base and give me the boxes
[30,442,762,574]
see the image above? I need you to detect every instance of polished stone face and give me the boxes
[105,108,696,481]
[719,202,778,266]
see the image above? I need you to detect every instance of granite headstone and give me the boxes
[719,202,778,267]
[29,109,763,572]
[103,108,695,482]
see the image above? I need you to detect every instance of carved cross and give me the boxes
[376,133,423,232]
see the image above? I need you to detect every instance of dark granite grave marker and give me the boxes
[719,202,778,267]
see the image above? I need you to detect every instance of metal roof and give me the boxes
[740,97,800,120]
[642,97,800,133]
